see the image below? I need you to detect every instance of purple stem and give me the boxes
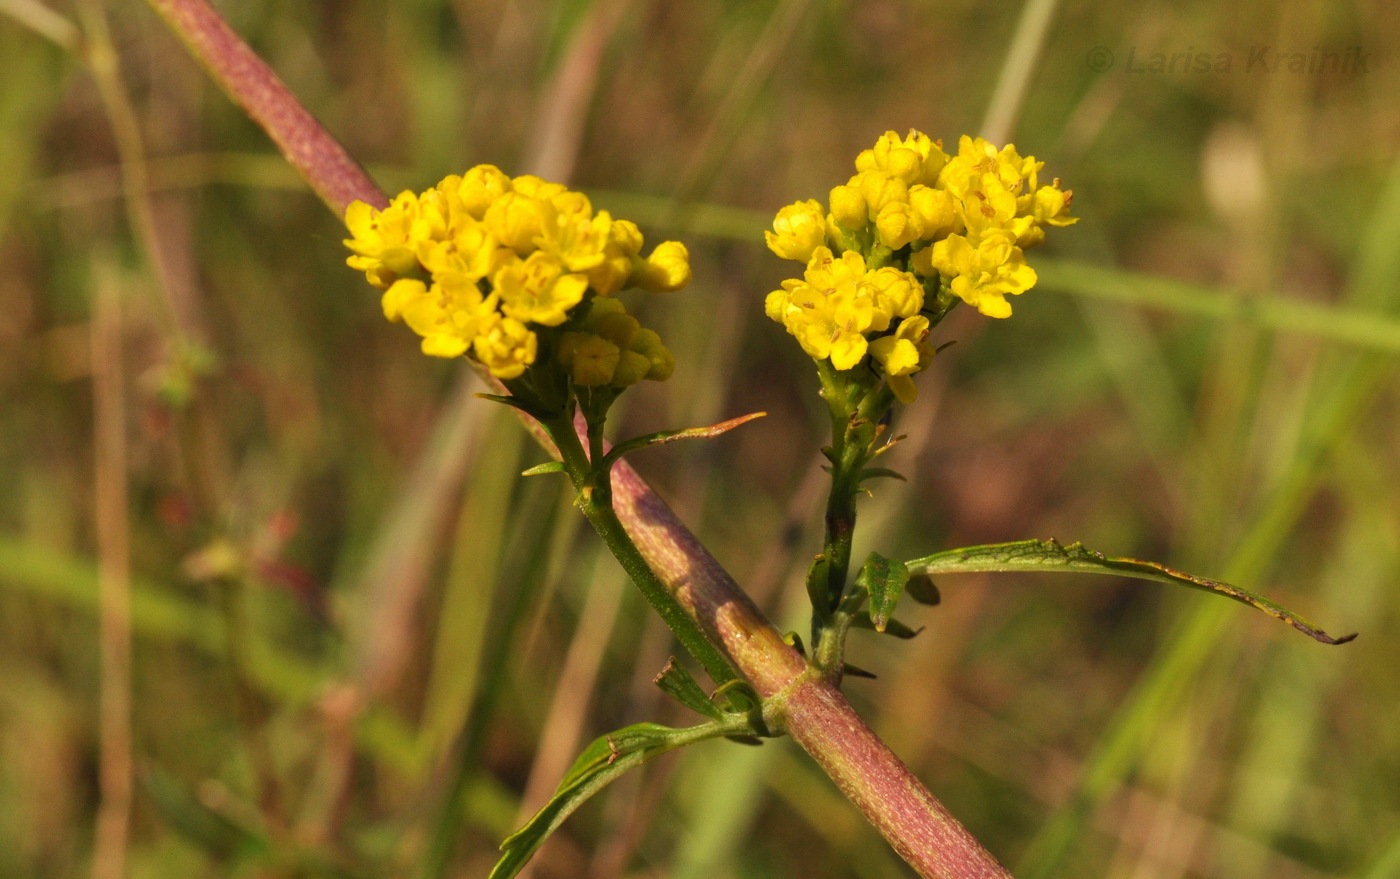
[139,2,1014,874]
[144,0,386,214]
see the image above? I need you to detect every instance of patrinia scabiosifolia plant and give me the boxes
[339,129,1352,878]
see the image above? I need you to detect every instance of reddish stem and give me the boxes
[139,2,1014,875]
[144,0,386,214]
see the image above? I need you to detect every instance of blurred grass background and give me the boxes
[2,0,1399,877]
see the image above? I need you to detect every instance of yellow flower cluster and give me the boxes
[344,166,688,385]
[765,131,1076,401]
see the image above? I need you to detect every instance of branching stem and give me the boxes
[543,413,738,686]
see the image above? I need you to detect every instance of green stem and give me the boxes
[545,415,737,685]
[810,360,889,670]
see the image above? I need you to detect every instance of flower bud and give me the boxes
[611,349,653,387]
[557,332,619,386]
[485,192,548,255]
[874,201,923,250]
[458,165,512,219]
[856,172,908,219]
[633,241,691,293]
[907,185,958,240]
[631,328,675,381]
[765,199,827,262]
[828,184,868,229]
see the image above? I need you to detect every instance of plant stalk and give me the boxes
[544,413,737,686]
[140,3,1015,873]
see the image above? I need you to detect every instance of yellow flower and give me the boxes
[1032,181,1078,227]
[494,251,589,327]
[539,204,613,273]
[485,192,550,255]
[380,278,424,323]
[920,232,1036,318]
[416,214,502,280]
[773,247,877,369]
[856,130,949,186]
[393,275,502,358]
[766,199,828,262]
[958,174,1031,244]
[344,191,424,288]
[457,165,513,219]
[348,168,684,388]
[587,219,644,296]
[859,267,923,322]
[869,315,934,403]
[510,174,568,201]
[473,314,537,379]
[632,241,692,293]
[854,171,909,221]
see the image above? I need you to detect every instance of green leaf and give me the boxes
[490,721,738,879]
[472,393,555,420]
[855,552,910,633]
[906,539,1357,645]
[599,412,766,472]
[711,679,770,735]
[859,467,907,483]
[842,662,878,679]
[520,461,566,477]
[654,657,724,721]
[849,612,922,639]
[905,574,941,606]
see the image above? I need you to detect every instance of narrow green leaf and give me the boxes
[599,412,766,472]
[906,539,1357,645]
[849,612,922,639]
[905,573,941,606]
[654,657,725,721]
[855,552,910,633]
[473,393,554,420]
[520,461,566,477]
[859,467,907,483]
[842,662,877,679]
[490,721,738,879]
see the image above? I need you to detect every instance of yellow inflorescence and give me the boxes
[765,131,1076,402]
[345,167,688,385]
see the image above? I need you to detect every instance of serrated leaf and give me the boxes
[599,412,766,472]
[654,657,724,721]
[520,461,566,477]
[855,552,910,632]
[490,722,734,879]
[849,612,922,639]
[906,538,1356,645]
[905,574,941,606]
